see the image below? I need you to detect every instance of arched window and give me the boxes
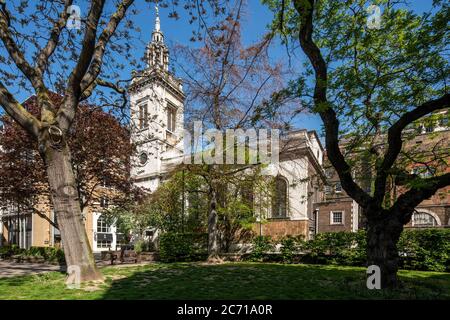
[272,176,288,218]
[97,215,111,233]
[412,211,439,227]
[96,215,112,249]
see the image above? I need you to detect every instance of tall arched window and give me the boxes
[272,176,288,218]
[96,215,112,249]
[412,211,439,227]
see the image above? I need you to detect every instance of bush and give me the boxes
[159,232,208,262]
[280,236,297,263]
[0,246,65,264]
[398,229,450,272]
[243,229,448,272]
[27,246,65,264]
[133,240,149,254]
[302,231,366,266]
[248,236,274,262]
[302,229,449,271]
[0,244,26,258]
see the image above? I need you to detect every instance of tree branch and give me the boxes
[390,172,450,223]
[80,0,135,93]
[294,0,372,208]
[0,81,41,136]
[373,93,450,202]
[0,4,42,90]
[58,0,106,132]
[35,0,73,76]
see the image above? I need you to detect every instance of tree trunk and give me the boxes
[366,215,403,289]
[207,186,220,260]
[41,137,102,283]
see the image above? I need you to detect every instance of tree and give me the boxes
[0,0,138,282]
[264,0,449,287]
[173,0,289,259]
[0,93,135,231]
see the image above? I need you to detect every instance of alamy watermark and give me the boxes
[366,265,381,289]
[66,5,81,30]
[66,265,81,289]
[182,121,280,166]
[366,4,382,30]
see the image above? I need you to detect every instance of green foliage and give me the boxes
[280,236,298,263]
[245,229,449,272]
[303,231,367,266]
[303,229,449,271]
[0,244,26,257]
[398,229,450,272]
[159,232,208,263]
[249,236,274,262]
[133,240,151,254]
[0,245,65,264]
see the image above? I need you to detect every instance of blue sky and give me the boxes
[2,0,436,136]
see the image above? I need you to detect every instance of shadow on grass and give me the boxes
[99,263,450,300]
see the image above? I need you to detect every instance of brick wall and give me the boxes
[314,199,354,233]
[254,219,310,240]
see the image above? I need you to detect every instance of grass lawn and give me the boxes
[0,262,449,300]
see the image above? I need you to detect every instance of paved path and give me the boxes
[0,260,65,278]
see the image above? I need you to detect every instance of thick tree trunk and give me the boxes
[207,187,220,260]
[41,137,102,283]
[366,215,403,289]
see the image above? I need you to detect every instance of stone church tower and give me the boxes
[129,5,185,191]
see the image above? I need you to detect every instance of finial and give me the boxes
[154,1,160,31]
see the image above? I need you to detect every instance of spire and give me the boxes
[146,1,169,71]
[154,3,160,32]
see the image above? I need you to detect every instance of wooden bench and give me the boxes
[101,250,119,265]
[120,246,139,264]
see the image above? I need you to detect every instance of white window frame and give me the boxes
[138,103,149,129]
[166,104,177,133]
[330,211,344,225]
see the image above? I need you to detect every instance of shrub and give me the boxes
[28,247,65,264]
[0,244,26,258]
[280,236,297,263]
[133,240,149,254]
[1,246,65,264]
[301,231,366,266]
[248,236,274,262]
[159,232,208,262]
[302,229,449,271]
[398,229,450,272]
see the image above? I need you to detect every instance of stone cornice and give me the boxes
[128,68,185,101]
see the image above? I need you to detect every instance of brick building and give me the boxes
[314,116,450,233]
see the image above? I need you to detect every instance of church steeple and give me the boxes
[146,3,169,71]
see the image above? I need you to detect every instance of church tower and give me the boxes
[129,4,185,191]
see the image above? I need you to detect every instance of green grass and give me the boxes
[0,262,449,300]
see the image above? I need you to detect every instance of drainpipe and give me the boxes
[315,209,319,235]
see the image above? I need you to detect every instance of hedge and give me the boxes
[246,229,450,272]
[0,245,65,265]
[159,232,208,262]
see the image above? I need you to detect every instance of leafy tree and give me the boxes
[0,0,234,282]
[263,0,449,287]
[174,0,290,260]
[0,93,135,230]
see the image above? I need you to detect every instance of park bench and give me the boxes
[119,245,139,264]
[101,250,120,265]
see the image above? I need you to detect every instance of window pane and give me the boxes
[272,176,287,217]
[413,212,437,226]
[333,212,343,224]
